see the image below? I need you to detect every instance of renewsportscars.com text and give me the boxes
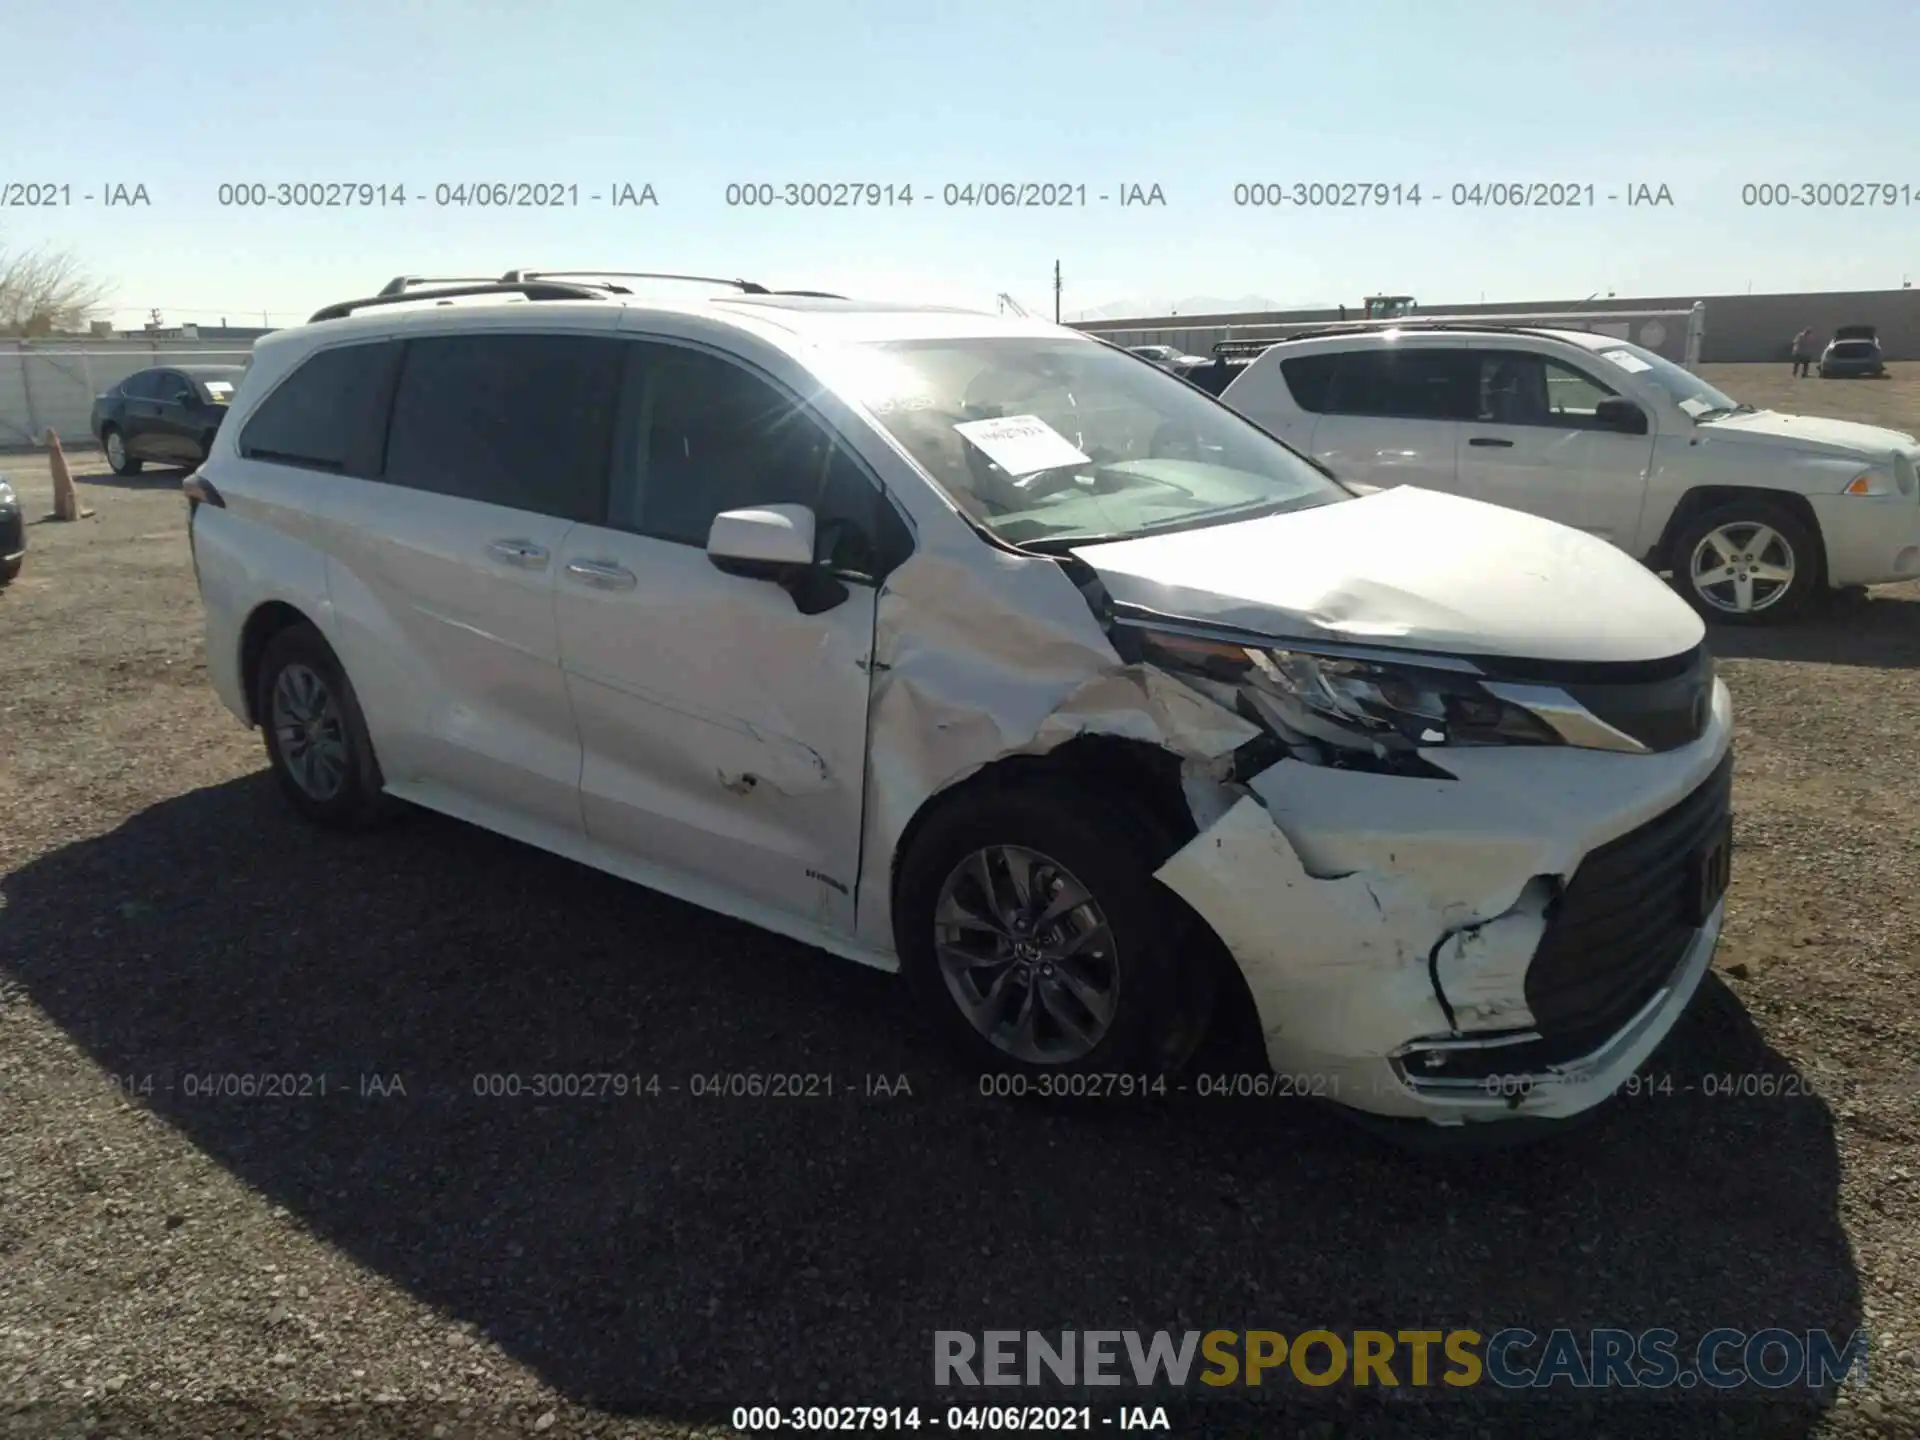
[934,1328,1869,1390]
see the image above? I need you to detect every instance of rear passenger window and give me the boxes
[609,343,912,579]
[382,333,623,520]
[1278,353,1340,413]
[239,342,400,476]
[1328,349,1474,421]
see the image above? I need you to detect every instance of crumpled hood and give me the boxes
[1070,485,1705,663]
[1700,409,1917,457]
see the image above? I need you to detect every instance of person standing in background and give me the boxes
[1792,327,1817,377]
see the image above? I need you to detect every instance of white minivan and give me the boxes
[184,272,1735,1136]
[1219,325,1920,622]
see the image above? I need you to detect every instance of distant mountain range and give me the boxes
[1065,294,1328,322]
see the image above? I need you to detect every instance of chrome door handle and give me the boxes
[487,539,549,567]
[566,559,638,590]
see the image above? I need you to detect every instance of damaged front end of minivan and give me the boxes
[858,527,1732,1129]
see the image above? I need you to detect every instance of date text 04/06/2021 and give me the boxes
[730,1405,1171,1433]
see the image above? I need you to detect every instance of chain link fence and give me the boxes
[0,341,257,450]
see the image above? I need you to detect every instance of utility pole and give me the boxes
[1053,260,1062,323]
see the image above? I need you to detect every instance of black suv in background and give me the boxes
[1820,325,1887,378]
[91,365,248,474]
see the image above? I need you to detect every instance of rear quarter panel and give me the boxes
[189,463,336,724]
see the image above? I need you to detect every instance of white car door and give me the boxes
[1453,346,1657,546]
[315,329,625,838]
[1306,346,1468,495]
[553,338,910,934]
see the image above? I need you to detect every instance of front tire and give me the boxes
[102,427,142,476]
[0,556,20,586]
[894,779,1203,1078]
[1673,501,1820,624]
[254,623,394,829]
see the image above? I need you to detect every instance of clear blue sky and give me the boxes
[7,0,1918,327]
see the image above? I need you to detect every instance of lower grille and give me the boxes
[1523,751,1733,1038]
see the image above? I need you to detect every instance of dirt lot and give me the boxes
[1,364,1917,1439]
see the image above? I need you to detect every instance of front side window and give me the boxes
[1472,351,1619,428]
[238,341,400,476]
[122,370,163,400]
[608,343,909,579]
[816,335,1345,547]
[382,333,622,519]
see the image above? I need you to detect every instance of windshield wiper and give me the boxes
[1008,495,1323,555]
[1013,531,1130,553]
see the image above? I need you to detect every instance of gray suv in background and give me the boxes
[1819,326,1887,379]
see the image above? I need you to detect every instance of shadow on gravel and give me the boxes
[74,464,194,492]
[1706,592,1920,670]
[0,776,1865,1437]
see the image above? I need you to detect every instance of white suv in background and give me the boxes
[1219,325,1920,623]
[184,271,1735,1137]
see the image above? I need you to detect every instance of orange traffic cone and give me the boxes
[46,428,92,521]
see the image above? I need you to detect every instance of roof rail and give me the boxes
[1224,320,1587,349]
[1211,339,1283,360]
[309,281,611,324]
[767,289,848,299]
[377,275,502,297]
[499,269,773,295]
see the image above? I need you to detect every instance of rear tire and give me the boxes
[102,427,141,476]
[1672,500,1820,625]
[894,779,1207,1079]
[254,623,396,830]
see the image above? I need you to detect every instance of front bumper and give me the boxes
[1809,491,1920,586]
[1818,361,1885,376]
[1155,679,1733,1126]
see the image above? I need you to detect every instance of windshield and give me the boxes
[823,336,1345,546]
[1592,341,1742,419]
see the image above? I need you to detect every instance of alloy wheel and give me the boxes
[1689,521,1796,615]
[932,844,1120,1064]
[269,662,351,801]
[105,431,126,469]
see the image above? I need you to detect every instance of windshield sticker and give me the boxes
[1597,349,1653,374]
[1677,397,1715,418]
[953,414,1091,477]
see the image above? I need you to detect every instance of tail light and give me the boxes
[183,472,224,513]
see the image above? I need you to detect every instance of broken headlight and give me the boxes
[1136,629,1561,754]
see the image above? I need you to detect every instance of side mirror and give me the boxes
[1594,397,1648,434]
[172,389,197,407]
[706,504,848,615]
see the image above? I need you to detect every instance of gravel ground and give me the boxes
[1,364,1917,1439]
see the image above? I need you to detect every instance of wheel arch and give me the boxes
[885,732,1263,1063]
[238,600,320,725]
[1649,485,1828,581]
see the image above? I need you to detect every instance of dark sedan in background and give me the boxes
[1820,325,1888,378]
[0,474,23,585]
[90,365,247,475]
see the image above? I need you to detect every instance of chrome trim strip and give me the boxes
[1112,611,1488,674]
[1480,681,1653,754]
